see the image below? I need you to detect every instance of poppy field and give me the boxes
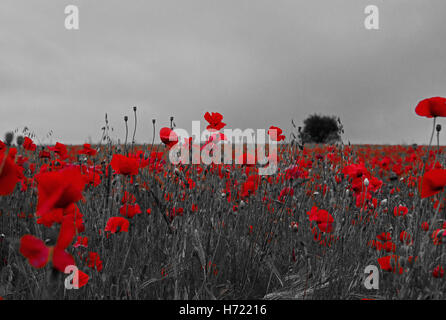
[2,97,446,300]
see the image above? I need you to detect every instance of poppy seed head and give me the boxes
[124,116,128,122]
[437,124,442,132]
[4,132,13,146]
[133,106,137,112]
[16,135,24,146]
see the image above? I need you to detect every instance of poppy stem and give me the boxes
[132,106,137,154]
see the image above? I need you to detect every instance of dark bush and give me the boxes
[300,114,341,144]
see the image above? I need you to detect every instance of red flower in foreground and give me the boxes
[307,206,334,233]
[0,152,20,196]
[268,126,286,141]
[19,235,50,268]
[35,166,86,217]
[415,97,446,118]
[420,169,446,198]
[111,154,140,176]
[204,112,226,131]
[20,216,76,272]
[105,217,129,233]
[159,127,178,148]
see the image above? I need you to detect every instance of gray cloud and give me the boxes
[1,0,445,145]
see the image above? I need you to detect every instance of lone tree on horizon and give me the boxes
[300,114,342,144]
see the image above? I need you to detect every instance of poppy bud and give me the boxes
[16,135,24,146]
[4,132,13,146]
[363,178,369,187]
[152,119,156,124]
[170,116,174,122]
[133,106,137,112]
[124,116,128,122]
[436,124,442,132]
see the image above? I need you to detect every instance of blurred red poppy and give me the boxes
[35,166,86,217]
[420,169,446,198]
[0,151,20,196]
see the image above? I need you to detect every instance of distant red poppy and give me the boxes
[433,265,444,278]
[420,169,446,198]
[111,154,140,176]
[268,126,286,141]
[86,252,103,272]
[78,144,97,156]
[73,236,88,248]
[204,112,226,131]
[119,204,141,218]
[48,142,68,159]
[23,137,36,151]
[105,217,129,233]
[159,127,178,148]
[415,97,446,118]
[378,255,403,274]
[307,206,334,233]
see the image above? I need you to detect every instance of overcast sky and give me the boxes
[1,0,445,145]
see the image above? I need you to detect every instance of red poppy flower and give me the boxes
[19,235,50,268]
[77,270,90,288]
[105,217,129,233]
[377,255,403,274]
[0,151,20,196]
[307,206,334,233]
[86,252,103,272]
[159,127,178,148]
[23,137,36,151]
[393,205,408,217]
[268,126,286,141]
[48,142,68,159]
[204,112,226,131]
[415,97,446,118]
[73,236,88,248]
[20,220,76,273]
[120,204,141,218]
[110,154,140,176]
[433,265,444,278]
[78,144,97,156]
[35,166,86,217]
[420,169,446,198]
